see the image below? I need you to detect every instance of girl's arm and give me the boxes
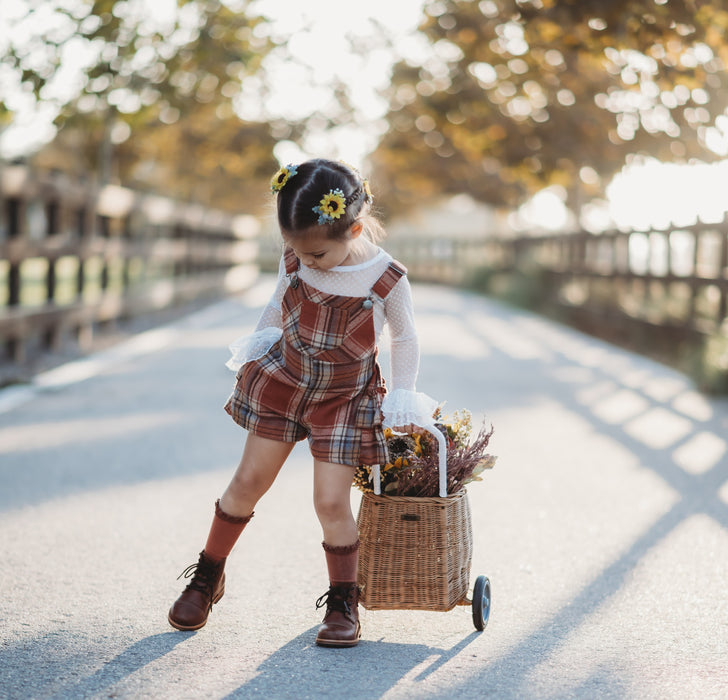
[384,277,419,391]
[381,277,439,427]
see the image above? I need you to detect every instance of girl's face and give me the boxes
[283,226,361,270]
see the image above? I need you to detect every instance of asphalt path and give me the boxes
[1,276,727,699]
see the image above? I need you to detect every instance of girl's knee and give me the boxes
[227,468,269,500]
[313,493,351,523]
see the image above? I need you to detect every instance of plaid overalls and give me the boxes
[225,248,407,466]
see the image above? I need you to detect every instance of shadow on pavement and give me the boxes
[0,630,190,699]
[415,290,728,696]
[223,627,482,699]
[3,286,727,697]
[0,344,243,512]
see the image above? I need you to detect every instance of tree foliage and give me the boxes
[3,0,281,212]
[36,100,280,212]
[370,0,728,214]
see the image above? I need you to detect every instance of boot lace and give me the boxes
[315,585,357,619]
[177,558,218,597]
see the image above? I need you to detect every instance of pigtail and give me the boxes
[272,158,383,241]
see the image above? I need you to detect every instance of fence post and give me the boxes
[1,165,261,370]
[718,217,728,327]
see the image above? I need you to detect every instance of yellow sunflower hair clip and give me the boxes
[270,164,298,193]
[312,188,347,224]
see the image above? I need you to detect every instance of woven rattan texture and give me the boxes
[356,489,473,611]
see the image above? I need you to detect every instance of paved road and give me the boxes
[1,277,727,699]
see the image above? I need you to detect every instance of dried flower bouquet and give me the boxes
[354,409,496,497]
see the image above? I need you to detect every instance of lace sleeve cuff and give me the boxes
[380,388,440,427]
[225,327,283,371]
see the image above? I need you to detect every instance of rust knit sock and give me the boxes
[203,499,254,563]
[322,540,360,585]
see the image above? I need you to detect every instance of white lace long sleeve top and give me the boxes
[227,247,439,427]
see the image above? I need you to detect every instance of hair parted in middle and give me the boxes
[273,158,381,240]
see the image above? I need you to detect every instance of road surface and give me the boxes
[1,276,727,699]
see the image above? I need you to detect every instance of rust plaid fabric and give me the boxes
[225,249,406,466]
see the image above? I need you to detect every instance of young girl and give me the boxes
[168,158,437,647]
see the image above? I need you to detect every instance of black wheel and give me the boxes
[472,575,491,631]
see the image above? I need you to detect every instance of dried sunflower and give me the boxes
[354,413,496,497]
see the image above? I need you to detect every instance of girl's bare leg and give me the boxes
[168,434,295,631]
[312,459,362,647]
[219,433,296,516]
[312,460,358,545]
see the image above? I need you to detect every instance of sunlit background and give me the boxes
[0,0,427,164]
[1,9,728,694]
[2,0,728,234]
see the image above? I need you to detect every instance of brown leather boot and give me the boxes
[168,551,226,631]
[315,583,361,647]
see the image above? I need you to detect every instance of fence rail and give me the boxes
[5,162,727,379]
[0,164,259,370]
[385,217,728,338]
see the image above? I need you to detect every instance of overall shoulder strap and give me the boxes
[283,247,300,275]
[372,260,407,299]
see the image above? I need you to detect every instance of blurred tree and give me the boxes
[370,0,728,215]
[36,100,282,212]
[3,0,282,212]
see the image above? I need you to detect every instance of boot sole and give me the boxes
[168,588,225,631]
[315,623,362,647]
[315,637,361,648]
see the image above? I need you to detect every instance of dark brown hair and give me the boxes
[275,158,381,240]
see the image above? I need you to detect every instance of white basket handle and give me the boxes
[372,422,448,498]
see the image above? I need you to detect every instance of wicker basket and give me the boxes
[356,487,473,611]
